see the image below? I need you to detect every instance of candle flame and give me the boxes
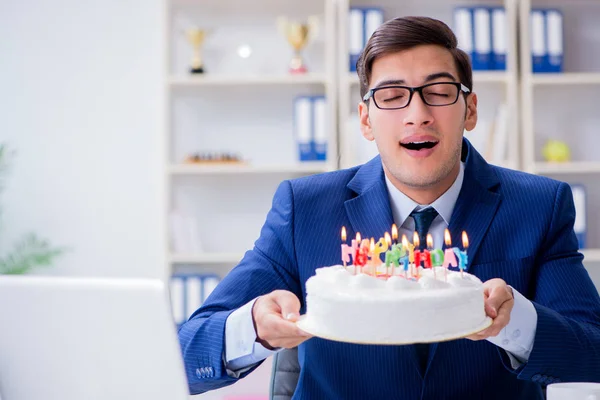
[413,231,420,248]
[401,234,408,249]
[370,237,375,252]
[356,232,361,242]
[444,229,452,247]
[384,232,391,247]
[462,231,469,249]
[391,224,398,241]
[426,233,433,249]
[341,226,347,242]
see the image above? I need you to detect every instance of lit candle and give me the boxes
[373,236,388,273]
[413,231,421,277]
[442,229,458,280]
[391,224,398,245]
[453,231,469,278]
[340,226,353,267]
[355,238,370,272]
[401,235,410,277]
[423,234,433,269]
[403,234,415,264]
[353,232,362,273]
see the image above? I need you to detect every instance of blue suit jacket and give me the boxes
[178,139,600,399]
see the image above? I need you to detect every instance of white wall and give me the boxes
[0,0,165,278]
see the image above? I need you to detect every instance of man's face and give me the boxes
[359,44,477,196]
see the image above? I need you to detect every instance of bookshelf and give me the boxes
[336,0,520,171]
[164,1,338,397]
[519,0,600,279]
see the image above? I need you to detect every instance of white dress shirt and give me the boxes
[224,162,537,373]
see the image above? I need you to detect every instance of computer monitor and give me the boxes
[0,275,190,400]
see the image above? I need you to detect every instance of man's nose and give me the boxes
[402,92,434,128]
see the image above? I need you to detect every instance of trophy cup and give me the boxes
[277,16,319,74]
[186,28,207,74]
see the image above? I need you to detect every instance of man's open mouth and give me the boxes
[400,141,439,151]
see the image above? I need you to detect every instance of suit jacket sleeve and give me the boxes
[178,180,302,395]
[500,182,600,383]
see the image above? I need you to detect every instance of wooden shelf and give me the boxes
[530,72,600,85]
[346,71,509,86]
[169,74,328,87]
[582,249,600,263]
[533,161,600,174]
[169,253,245,264]
[169,162,330,175]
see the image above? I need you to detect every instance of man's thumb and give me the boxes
[273,290,301,322]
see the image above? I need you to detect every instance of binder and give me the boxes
[312,96,327,161]
[185,275,202,320]
[546,9,564,73]
[530,9,547,73]
[348,8,364,72]
[571,184,587,249]
[454,7,475,64]
[364,8,384,46]
[169,275,186,326]
[294,96,313,161]
[202,275,221,303]
[491,7,507,70]
[472,7,492,70]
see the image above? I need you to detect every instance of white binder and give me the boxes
[348,8,364,72]
[571,185,587,249]
[169,275,185,326]
[530,9,547,73]
[491,7,507,70]
[454,8,474,62]
[546,9,564,73]
[185,275,202,320]
[473,7,492,70]
[294,96,313,161]
[312,96,327,161]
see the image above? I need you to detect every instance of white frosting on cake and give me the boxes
[300,264,490,344]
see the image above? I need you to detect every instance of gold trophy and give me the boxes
[277,16,319,74]
[186,28,207,74]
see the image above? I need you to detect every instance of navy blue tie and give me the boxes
[410,207,439,372]
[411,207,439,250]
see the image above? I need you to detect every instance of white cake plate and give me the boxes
[296,315,493,345]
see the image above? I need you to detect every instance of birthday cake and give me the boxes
[296,229,491,344]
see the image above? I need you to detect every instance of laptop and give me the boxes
[0,275,190,400]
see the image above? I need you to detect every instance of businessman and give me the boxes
[178,16,600,399]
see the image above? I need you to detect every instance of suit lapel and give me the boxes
[344,157,395,243]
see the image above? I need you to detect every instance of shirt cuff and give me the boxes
[486,286,538,367]
[224,298,281,375]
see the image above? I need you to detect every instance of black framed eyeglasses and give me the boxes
[362,82,471,110]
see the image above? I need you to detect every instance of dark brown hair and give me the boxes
[356,16,473,100]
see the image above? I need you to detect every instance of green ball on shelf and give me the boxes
[542,140,571,163]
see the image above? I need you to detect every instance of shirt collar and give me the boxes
[385,162,465,227]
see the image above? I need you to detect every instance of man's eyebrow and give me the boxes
[424,72,458,82]
[372,72,458,89]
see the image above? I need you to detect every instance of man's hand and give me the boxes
[252,290,312,350]
[467,278,514,341]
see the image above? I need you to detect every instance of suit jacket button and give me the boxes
[532,374,541,382]
[196,368,203,379]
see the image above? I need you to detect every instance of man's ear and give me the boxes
[359,102,374,141]
[464,92,478,132]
